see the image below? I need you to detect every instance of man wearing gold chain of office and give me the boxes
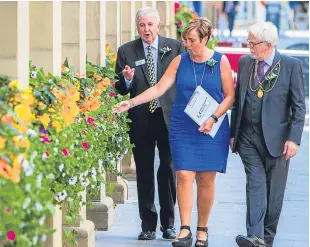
[230,22,306,247]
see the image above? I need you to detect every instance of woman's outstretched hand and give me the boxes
[112,100,131,114]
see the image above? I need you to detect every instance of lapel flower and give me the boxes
[159,46,172,60]
[264,72,278,88]
[206,58,218,73]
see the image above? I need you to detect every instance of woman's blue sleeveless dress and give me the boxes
[169,51,229,172]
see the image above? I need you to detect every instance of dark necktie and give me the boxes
[254,60,266,88]
[146,46,158,113]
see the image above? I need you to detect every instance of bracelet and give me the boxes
[210,114,218,123]
[129,99,135,108]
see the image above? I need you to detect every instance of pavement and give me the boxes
[96,127,309,247]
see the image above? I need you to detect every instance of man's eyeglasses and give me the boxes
[246,39,267,48]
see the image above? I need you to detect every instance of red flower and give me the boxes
[6,230,16,241]
[87,117,94,125]
[62,148,69,156]
[82,142,89,150]
[45,152,50,157]
[174,2,180,13]
[177,21,183,27]
[40,135,51,143]
[111,82,116,88]
[5,207,11,214]
[82,129,86,135]
[109,91,116,97]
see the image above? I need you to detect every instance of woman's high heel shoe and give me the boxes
[172,226,193,247]
[195,226,208,247]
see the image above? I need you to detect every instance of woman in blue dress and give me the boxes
[113,18,235,247]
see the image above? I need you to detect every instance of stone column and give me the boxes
[157,1,176,39]
[106,160,128,204]
[44,206,62,247]
[0,2,17,78]
[62,191,95,247]
[121,153,136,181]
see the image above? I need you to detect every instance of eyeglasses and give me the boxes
[246,39,267,48]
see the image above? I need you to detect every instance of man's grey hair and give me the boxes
[135,7,160,25]
[248,22,278,47]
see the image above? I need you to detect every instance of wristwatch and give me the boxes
[210,114,218,123]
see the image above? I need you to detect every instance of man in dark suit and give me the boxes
[222,1,239,37]
[115,7,185,240]
[230,22,306,247]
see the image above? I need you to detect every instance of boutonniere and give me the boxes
[206,58,218,73]
[265,72,277,82]
[159,46,172,60]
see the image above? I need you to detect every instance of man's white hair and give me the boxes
[135,7,160,25]
[248,22,278,47]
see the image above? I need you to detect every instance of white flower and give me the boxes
[39,217,45,225]
[98,159,103,166]
[31,71,37,79]
[20,222,25,228]
[40,235,47,242]
[42,153,48,161]
[35,202,43,211]
[118,137,123,142]
[90,168,97,178]
[124,149,128,154]
[112,135,115,140]
[58,164,64,172]
[67,197,73,202]
[108,153,113,159]
[27,129,37,137]
[36,173,43,188]
[69,176,77,185]
[55,191,68,202]
[55,139,59,145]
[23,198,31,209]
[83,170,88,177]
[47,173,55,180]
[80,177,90,187]
[23,160,34,177]
[33,236,38,245]
[25,184,31,192]
[53,147,58,153]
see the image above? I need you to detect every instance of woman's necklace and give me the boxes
[191,55,207,88]
[249,60,281,98]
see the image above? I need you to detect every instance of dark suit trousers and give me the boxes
[237,131,289,246]
[132,108,176,232]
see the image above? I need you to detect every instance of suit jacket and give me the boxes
[115,36,185,142]
[230,50,306,157]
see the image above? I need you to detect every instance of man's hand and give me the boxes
[283,140,299,160]
[112,100,131,114]
[230,137,238,154]
[122,65,135,81]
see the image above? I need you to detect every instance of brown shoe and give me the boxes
[236,235,266,247]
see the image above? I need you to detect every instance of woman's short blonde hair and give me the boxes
[181,17,213,42]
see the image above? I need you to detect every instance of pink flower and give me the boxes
[62,148,69,157]
[177,21,183,27]
[45,152,50,157]
[82,129,86,135]
[82,142,89,150]
[5,207,11,214]
[87,117,94,125]
[174,2,180,13]
[6,230,16,241]
[109,91,116,97]
[40,135,51,143]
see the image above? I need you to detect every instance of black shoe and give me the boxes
[138,230,156,240]
[160,226,176,240]
[236,235,266,247]
[195,226,208,247]
[172,226,193,247]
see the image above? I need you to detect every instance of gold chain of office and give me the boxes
[249,60,281,98]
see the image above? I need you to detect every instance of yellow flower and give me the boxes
[8,80,18,89]
[0,137,6,149]
[13,135,30,149]
[52,121,62,133]
[14,104,33,127]
[38,113,50,127]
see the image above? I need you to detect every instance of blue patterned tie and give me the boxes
[254,61,266,87]
[146,46,158,113]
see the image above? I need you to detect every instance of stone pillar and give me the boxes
[106,1,119,52]
[0,2,17,78]
[157,1,176,39]
[86,176,115,230]
[29,2,53,73]
[44,206,62,247]
[86,1,100,64]
[121,153,136,181]
[106,160,128,204]
[121,1,131,44]
[62,191,95,247]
